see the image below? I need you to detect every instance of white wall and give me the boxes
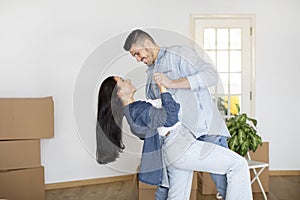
[0,0,299,183]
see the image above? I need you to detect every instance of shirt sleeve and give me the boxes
[145,93,180,128]
[123,106,147,140]
[160,93,180,127]
[126,101,168,130]
[125,94,180,131]
[177,47,219,91]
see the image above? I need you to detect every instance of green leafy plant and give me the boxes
[226,113,263,156]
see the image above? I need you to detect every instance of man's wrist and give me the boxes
[168,78,190,89]
[167,80,176,89]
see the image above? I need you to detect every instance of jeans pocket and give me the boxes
[198,142,216,160]
[173,151,188,165]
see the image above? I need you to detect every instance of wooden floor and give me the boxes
[46,176,300,200]
[46,180,138,200]
[198,176,300,200]
[266,176,300,200]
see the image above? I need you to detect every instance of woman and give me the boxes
[96,76,252,200]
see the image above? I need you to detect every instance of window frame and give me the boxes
[190,14,256,116]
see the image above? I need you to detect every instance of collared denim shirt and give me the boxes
[146,46,230,138]
[123,93,180,186]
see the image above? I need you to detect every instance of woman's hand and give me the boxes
[157,83,167,93]
[154,73,173,88]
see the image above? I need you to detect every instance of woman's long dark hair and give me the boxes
[96,76,125,164]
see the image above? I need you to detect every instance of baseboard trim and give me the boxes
[45,170,300,190]
[269,170,300,176]
[45,173,136,190]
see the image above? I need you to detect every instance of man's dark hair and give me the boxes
[123,29,156,51]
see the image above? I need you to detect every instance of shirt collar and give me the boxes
[155,47,167,65]
[146,47,167,73]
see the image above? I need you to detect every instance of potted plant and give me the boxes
[226,113,263,156]
[217,96,263,156]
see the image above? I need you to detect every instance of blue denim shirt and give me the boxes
[146,46,230,138]
[123,93,180,185]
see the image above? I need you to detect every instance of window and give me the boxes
[190,15,255,116]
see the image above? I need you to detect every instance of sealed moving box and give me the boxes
[0,140,40,170]
[0,97,54,140]
[0,97,53,200]
[139,172,198,200]
[0,167,45,200]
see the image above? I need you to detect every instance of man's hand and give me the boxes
[154,72,191,89]
[154,73,173,88]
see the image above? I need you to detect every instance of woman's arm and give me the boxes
[123,106,148,140]
[157,84,181,127]
[125,87,180,130]
[148,84,180,128]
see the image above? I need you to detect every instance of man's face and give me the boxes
[129,43,155,66]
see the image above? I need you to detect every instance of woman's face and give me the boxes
[114,76,136,98]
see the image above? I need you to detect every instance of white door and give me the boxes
[191,15,255,116]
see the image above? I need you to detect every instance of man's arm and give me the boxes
[156,46,218,90]
[154,73,190,89]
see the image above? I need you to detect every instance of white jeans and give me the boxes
[162,125,253,200]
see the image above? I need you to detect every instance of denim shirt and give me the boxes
[123,93,180,185]
[146,46,230,138]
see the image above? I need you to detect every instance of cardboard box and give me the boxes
[0,140,40,170]
[0,166,45,200]
[197,172,217,195]
[139,172,198,200]
[138,182,156,200]
[0,97,54,140]
[198,142,269,194]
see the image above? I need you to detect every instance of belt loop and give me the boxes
[165,131,170,137]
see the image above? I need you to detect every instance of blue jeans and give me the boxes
[155,134,228,200]
[155,186,168,200]
[156,126,252,200]
[198,135,229,199]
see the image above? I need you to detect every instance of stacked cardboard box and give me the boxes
[0,97,54,200]
[138,172,199,200]
[198,142,269,195]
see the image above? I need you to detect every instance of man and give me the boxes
[123,29,230,200]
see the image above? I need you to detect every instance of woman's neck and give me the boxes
[121,97,135,107]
